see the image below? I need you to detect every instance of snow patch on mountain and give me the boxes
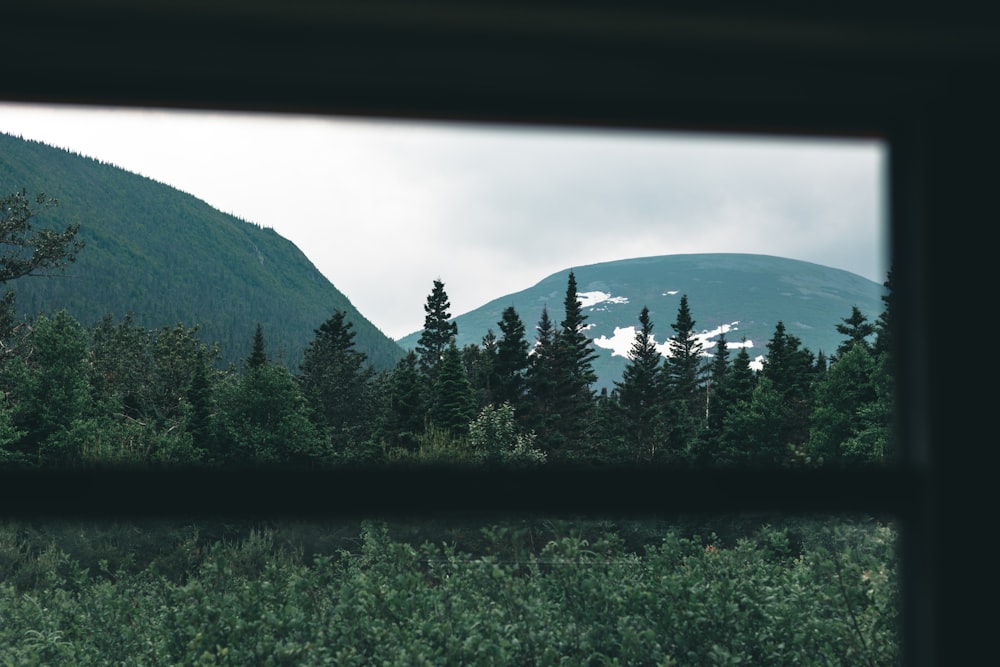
[578,291,630,309]
[593,320,757,361]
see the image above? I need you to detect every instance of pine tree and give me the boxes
[664,295,704,410]
[874,268,894,358]
[705,332,730,430]
[728,343,758,403]
[550,271,598,460]
[415,279,458,383]
[493,306,530,416]
[661,294,705,457]
[761,320,817,458]
[429,342,477,435]
[247,322,268,368]
[806,343,881,466]
[834,306,875,358]
[613,306,664,463]
[380,350,427,451]
[464,334,495,409]
[299,310,374,452]
[525,306,561,452]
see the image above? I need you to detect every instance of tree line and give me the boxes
[0,189,893,468]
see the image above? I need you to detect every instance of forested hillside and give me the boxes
[0,132,404,371]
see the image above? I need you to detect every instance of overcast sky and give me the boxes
[0,102,887,341]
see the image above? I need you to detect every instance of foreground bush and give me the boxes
[0,518,898,666]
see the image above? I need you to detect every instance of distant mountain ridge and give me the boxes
[0,131,405,370]
[397,253,888,391]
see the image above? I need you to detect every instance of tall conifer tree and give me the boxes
[552,271,599,460]
[247,322,268,369]
[613,306,664,463]
[494,306,530,416]
[430,342,477,435]
[526,306,561,452]
[416,279,458,383]
[834,306,875,358]
[299,310,374,451]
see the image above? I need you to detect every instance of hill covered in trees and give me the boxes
[0,131,404,371]
[398,254,887,391]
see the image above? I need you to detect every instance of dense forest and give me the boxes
[0,189,899,664]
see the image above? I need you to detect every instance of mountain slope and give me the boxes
[397,253,888,391]
[0,132,404,370]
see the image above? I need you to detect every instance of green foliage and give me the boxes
[468,402,545,466]
[0,517,899,666]
[212,364,328,466]
[0,189,83,285]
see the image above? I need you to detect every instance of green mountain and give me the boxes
[0,132,405,370]
[397,253,888,391]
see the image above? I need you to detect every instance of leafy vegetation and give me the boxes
[0,516,898,666]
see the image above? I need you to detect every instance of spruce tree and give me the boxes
[662,294,704,456]
[415,279,458,383]
[525,306,561,453]
[380,350,427,452]
[728,343,758,403]
[834,305,875,358]
[247,322,268,368]
[705,332,730,430]
[664,295,704,410]
[613,306,664,463]
[761,320,817,458]
[806,343,881,466]
[551,271,598,460]
[429,342,477,435]
[494,306,530,416]
[299,310,374,452]
[874,269,895,358]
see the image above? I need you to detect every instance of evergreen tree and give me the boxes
[761,321,817,458]
[415,279,458,383]
[807,343,884,466]
[874,269,894,358]
[380,351,427,452]
[728,344,758,403]
[247,322,267,368]
[525,306,561,453]
[463,334,495,409]
[613,306,665,463]
[493,306,530,416]
[691,332,732,466]
[429,342,477,435]
[664,295,704,413]
[550,271,599,460]
[299,310,375,453]
[662,294,705,456]
[186,348,215,458]
[834,306,875,358]
[717,375,789,467]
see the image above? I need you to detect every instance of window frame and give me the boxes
[5,3,991,665]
